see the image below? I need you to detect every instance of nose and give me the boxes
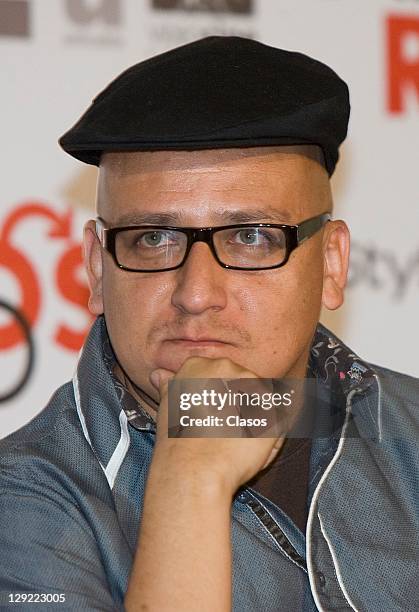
[170,241,228,315]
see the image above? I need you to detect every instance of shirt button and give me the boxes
[317,571,326,589]
[237,491,248,503]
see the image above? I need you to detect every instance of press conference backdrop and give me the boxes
[1,0,418,438]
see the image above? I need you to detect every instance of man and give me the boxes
[0,36,417,611]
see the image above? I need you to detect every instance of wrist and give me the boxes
[148,451,236,502]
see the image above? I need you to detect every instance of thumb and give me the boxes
[150,368,175,394]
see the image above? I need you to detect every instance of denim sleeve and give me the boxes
[0,468,122,612]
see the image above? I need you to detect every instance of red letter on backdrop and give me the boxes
[387,15,419,113]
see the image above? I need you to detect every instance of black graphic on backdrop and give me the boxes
[0,300,34,404]
[152,0,253,14]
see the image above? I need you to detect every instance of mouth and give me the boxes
[164,338,232,348]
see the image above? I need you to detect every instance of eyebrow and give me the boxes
[113,207,293,226]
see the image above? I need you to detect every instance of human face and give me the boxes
[84,147,349,403]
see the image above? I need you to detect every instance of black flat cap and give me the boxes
[59,36,350,176]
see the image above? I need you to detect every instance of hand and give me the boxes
[149,357,285,497]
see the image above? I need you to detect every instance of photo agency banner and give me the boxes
[1,0,418,438]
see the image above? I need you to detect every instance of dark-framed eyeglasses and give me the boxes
[95,212,331,272]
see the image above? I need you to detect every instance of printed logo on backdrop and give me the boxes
[63,0,123,45]
[0,201,93,403]
[0,0,30,37]
[387,14,419,113]
[349,242,419,299]
[149,0,256,53]
[152,0,253,14]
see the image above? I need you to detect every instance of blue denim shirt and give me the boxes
[0,316,417,611]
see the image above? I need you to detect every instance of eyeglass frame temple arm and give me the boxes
[297,213,331,244]
[96,218,107,245]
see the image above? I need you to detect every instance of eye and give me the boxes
[141,231,166,247]
[236,229,259,245]
[132,230,179,248]
[233,228,278,246]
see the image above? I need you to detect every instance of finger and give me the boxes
[260,437,285,470]
[150,368,176,394]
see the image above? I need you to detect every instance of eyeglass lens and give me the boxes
[114,226,287,270]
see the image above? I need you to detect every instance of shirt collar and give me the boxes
[309,323,381,441]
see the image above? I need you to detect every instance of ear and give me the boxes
[321,220,350,311]
[83,220,104,315]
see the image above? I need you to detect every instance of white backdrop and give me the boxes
[1,0,418,438]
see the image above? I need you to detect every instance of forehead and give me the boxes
[97,146,330,223]
[100,145,325,175]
